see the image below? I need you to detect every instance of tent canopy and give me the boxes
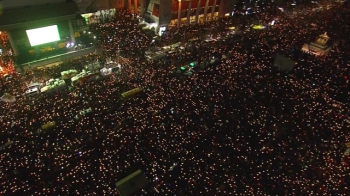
[274,54,296,72]
[115,170,149,196]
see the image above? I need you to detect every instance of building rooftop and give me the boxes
[0,2,79,30]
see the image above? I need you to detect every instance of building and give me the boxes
[0,0,96,71]
[77,0,126,12]
[0,0,235,72]
[126,0,236,33]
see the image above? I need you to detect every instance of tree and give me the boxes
[0,32,15,77]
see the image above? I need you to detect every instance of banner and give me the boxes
[152,4,160,17]
[147,0,155,13]
[159,0,172,26]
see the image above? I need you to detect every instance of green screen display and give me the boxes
[26,25,60,46]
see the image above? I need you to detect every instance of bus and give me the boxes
[121,88,143,99]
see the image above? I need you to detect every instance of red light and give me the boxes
[0,65,15,78]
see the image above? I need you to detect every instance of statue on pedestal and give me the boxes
[315,32,330,46]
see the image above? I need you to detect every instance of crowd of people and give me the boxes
[0,1,349,195]
[90,10,150,61]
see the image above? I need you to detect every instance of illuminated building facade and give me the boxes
[126,0,236,31]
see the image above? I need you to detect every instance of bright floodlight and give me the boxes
[26,25,60,46]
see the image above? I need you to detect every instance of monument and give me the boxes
[302,32,332,56]
[315,32,330,46]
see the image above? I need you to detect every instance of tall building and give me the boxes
[126,0,236,33]
[78,0,126,12]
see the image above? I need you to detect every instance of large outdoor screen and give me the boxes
[26,25,60,46]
